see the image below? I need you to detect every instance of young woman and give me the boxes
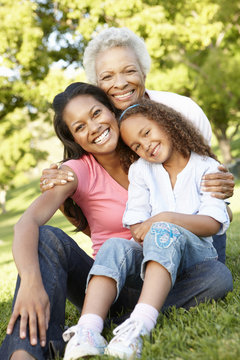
[62,99,230,360]
[0,82,132,360]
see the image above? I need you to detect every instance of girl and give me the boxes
[62,99,229,360]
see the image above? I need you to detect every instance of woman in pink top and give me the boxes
[0,82,232,360]
[0,82,131,360]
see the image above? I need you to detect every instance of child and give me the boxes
[62,99,229,360]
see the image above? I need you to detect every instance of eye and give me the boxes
[134,144,140,152]
[145,130,150,136]
[126,69,136,74]
[93,109,101,117]
[101,74,112,81]
[75,124,84,132]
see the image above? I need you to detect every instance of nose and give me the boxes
[142,139,151,153]
[113,73,128,89]
[89,120,102,135]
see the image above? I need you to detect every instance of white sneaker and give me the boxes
[62,324,108,360]
[104,318,148,359]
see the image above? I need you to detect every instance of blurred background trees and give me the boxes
[1,0,240,212]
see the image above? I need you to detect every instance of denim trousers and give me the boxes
[0,225,232,360]
[87,223,218,300]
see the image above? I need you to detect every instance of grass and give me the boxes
[0,179,240,359]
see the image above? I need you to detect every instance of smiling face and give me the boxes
[120,114,175,164]
[95,46,146,111]
[63,95,120,158]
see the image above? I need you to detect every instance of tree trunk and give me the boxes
[217,137,233,165]
[0,189,7,213]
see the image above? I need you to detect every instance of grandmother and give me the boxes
[43,27,234,263]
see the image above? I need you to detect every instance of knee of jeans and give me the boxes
[94,237,137,266]
[144,222,182,250]
[208,261,233,295]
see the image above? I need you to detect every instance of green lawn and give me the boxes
[0,179,239,359]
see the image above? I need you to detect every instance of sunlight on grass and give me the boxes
[0,178,239,359]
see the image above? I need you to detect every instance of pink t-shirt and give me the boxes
[65,154,132,257]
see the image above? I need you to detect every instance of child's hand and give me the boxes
[130,220,154,244]
[7,279,50,347]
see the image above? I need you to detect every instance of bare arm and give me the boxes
[7,166,77,347]
[39,163,91,233]
[130,212,221,244]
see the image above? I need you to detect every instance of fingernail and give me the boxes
[41,340,46,347]
[201,187,207,191]
[49,183,54,187]
[6,328,11,334]
[61,180,67,184]
[20,331,26,338]
[68,176,74,181]
[68,172,74,176]
[31,338,37,345]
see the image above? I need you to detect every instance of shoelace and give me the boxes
[111,318,144,346]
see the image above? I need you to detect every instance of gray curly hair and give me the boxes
[83,27,151,85]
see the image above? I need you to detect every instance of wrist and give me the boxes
[20,269,43,285]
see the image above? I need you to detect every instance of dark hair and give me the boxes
[53,82,119,231]
[119,98,217,171]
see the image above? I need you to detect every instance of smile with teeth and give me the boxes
[151,144,160,156]
[114,90,134,100]
[93,129,110,144]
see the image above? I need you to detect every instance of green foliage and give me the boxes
[1,0,240,191]
[0,0,84,194]
[0,108,47,189]
[54,0,240,162]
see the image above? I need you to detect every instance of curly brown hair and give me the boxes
[118,98,217,171]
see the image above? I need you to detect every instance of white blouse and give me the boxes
[123,152,229,236]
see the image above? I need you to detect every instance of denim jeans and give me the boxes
[212,232,226,264]
[0,225,232,360]
[88,223,218,298]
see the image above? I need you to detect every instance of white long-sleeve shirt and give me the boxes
[123,152,229,236]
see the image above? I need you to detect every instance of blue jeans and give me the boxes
[88,223,218,299]
[0,225,232,360]
[212,232,226,264]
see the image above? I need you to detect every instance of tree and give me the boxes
[1,0,239,211]
[0,0,84,212]
[53,0,240,163]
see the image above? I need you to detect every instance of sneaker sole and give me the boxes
[64,345,105,360]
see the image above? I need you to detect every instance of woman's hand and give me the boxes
[201,165,235,199]
[7,278,50,347]
[40,163,74,192]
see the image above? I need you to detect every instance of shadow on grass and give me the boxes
[0,258,13,267]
